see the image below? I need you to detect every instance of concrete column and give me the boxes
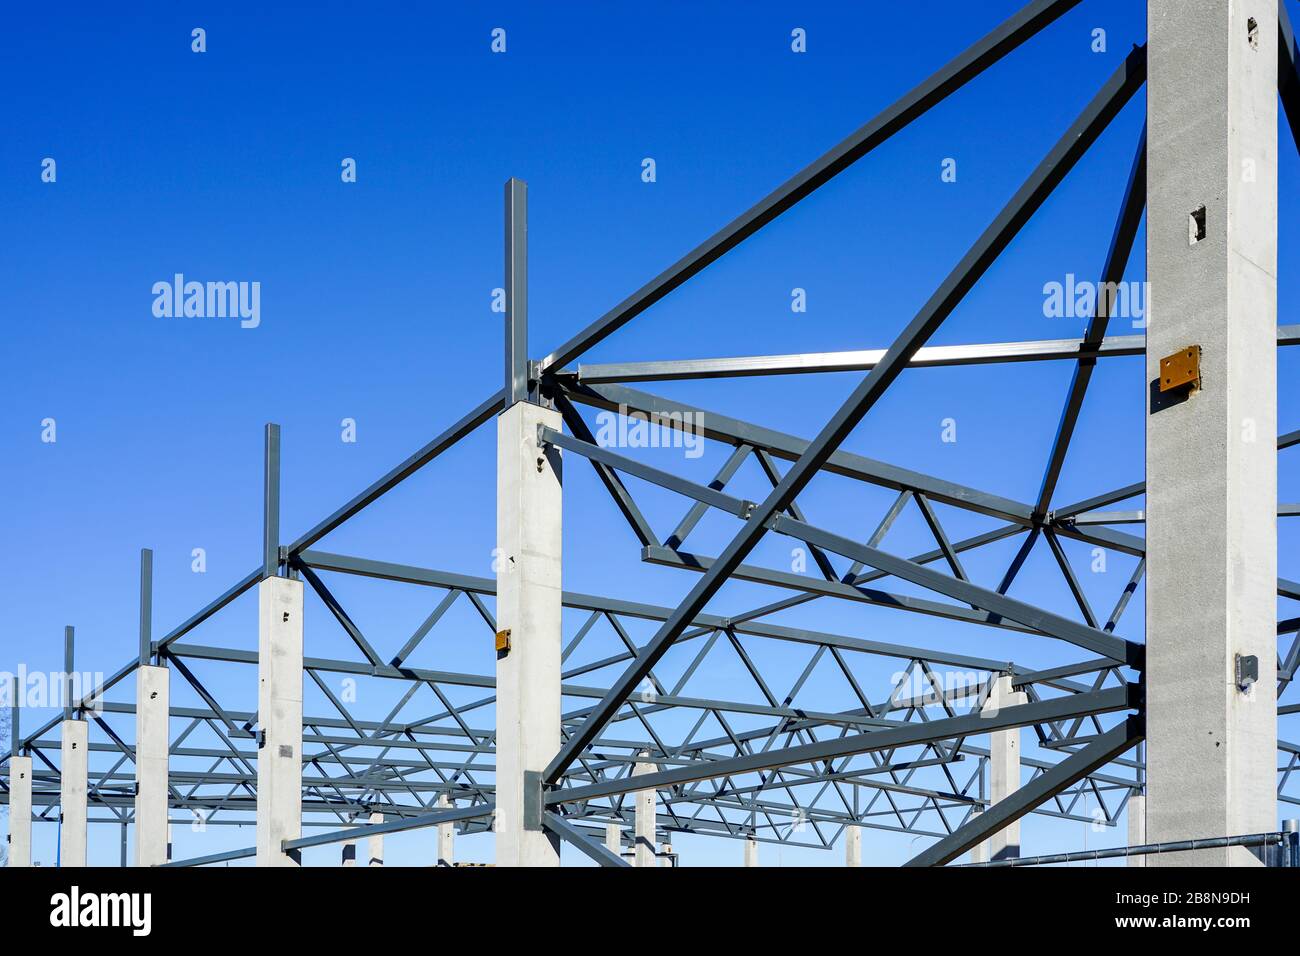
[494,401,563,867]
[255,576,303,866]
[633,757,657,867]
[342,842,357,866]
[744,836,759,867]
[984,676,1025,861]
[660,841,673,867]
[167,824,173,863]
[134,665,169,866]
[368,811,384,867]
[1146,0,1278,867]
[7,755,32,867]
[969,810,988,865]
[59,719,88,867]
[605,823,621,861]
[436,796,454,867]
[1127,794,1146,868]
[845,824,862,867]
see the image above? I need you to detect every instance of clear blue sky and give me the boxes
[2,1,1296,866]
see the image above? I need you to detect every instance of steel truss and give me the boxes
[4,0,1299,866]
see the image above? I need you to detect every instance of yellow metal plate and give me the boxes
[1158,345,1200,393]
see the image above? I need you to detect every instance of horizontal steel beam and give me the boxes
[564,381,1036,525]
[550,686,1134,804]
[297,549,1020,672]
[575,334,1146,384]
[282,802,494,852]
[538,0,1088,372]
[539,428,1137,663]
[573,325,1300,384]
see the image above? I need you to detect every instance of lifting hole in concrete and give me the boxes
[1189,205,1207,245]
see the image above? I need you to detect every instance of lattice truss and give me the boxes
[6,0,1300,864]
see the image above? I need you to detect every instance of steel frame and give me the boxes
[4,0,1299,867]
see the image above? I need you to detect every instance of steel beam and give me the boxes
[544,812,631,867]
[263,423,281,579]
[544,51,1147,778]
[904,717,1142,866]
[551,687,1134,804]
[538,0,1087,372]
[505,178,530,405]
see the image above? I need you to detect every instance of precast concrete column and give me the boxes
[984,676,1025,861]
[633,757,657,867]
[969,810,988,865]
[7,755,32,867]
[1146,0,1278,866]
[494,400,563,866]
[436,796,454,867]
[60,719,88,867]
[845,825,862,867]
[255,576,303,866]
[134,665,169,866]
[1128,794,1146,868]
[7,676,31,868]
[368,812,384,867]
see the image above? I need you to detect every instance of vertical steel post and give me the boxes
[138,548,153,665]
[1285,820,1300,868]
[263,423,281,579]
[63,625,74,720]
[505,177,530,406]
[8,674,17,758]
